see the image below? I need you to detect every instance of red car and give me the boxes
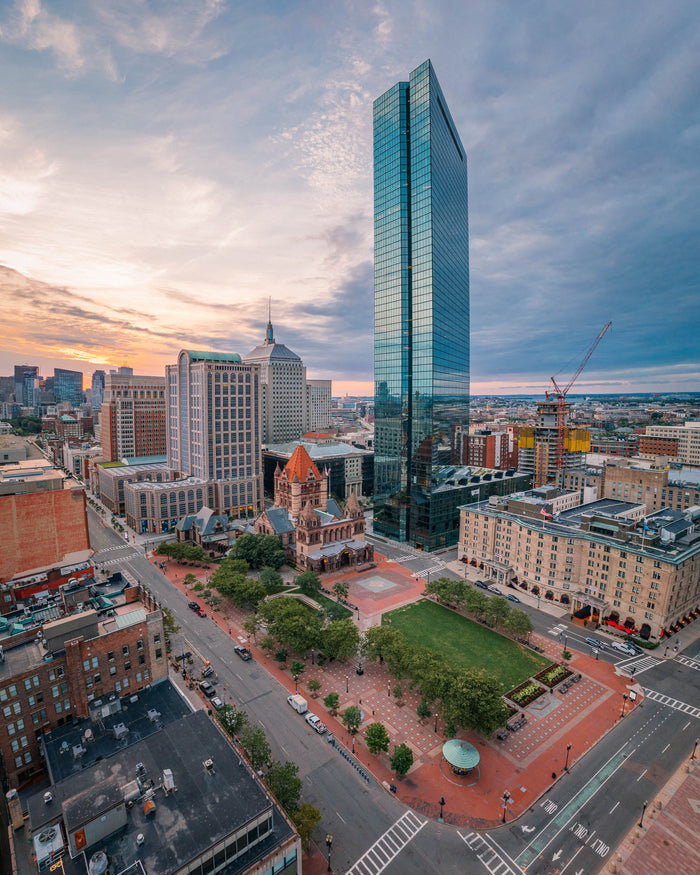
[196,609,207,618]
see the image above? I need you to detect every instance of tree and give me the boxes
[160,606,180,636]
[291,660,305,685]
[342,705,362,736]
[393,683,404,704]
[322,619,361,662]
[293,803,322,853]
[266,760,302,813]
[391,743,414,776]
[229,533,285,569]
[240,726,271,770]
[417,699,431,721]
[216,705,248,737]
[307,678,322,698]
[365,722,390,754]
[274,649,288,665]
[259,566,284,590]
[483,595,511,629]
[504,608,533,640]
[295,570,321,596]
[183,572,199,589]
[260,597,323,653]
[323,692,340,714]
[230,579,267,610]
[332,580,350,601]
[242,616,261,642]
[442,668,511,736]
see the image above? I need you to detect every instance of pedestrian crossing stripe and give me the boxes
[618,655,659,677]
[345,810,426,875]
[675,655,700,671]
[643,688,700,719]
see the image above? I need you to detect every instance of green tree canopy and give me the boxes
[260,597,323,653]
[504,608,533,640]
[266,760,302,813]
[391,743,414,776]
[483,595,511,629]
[160,606,180,636]
[323,692,339,714]
[295,569,321,596]
[215,705,247,737]
[259,566,284,590]
[322,618,361,662]
[365,722,390,754]
[342,705,362,736]
[293,803,322,853]
[229,533,285,569]
[239,726,272,770]
[442,668,510,736]
[332,580,350,601]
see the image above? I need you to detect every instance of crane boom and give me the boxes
[551,320,612,398]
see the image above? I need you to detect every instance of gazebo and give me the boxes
[441,739,481,784]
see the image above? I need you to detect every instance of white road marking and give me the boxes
[345,810,426,875]
[662,744,670,753]
[459,832,522,874]
[643,688,700,719]
[609,801,620,814]
[636,769,647,782]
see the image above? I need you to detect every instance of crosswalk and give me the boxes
[676,654,700,672]
[345,811,426,875]
[459,831,520,874]
[617,655,660,677]
[548,623,567,637]
[412,565,446,580]
[643,688,700,719]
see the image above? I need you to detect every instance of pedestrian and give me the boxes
[551,772,556,780]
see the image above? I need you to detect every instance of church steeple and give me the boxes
[265,296,275,345]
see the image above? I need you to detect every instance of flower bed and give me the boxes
[534,664,573,689]
[506,679,547,708]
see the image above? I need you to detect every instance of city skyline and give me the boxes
[1,1,698,395]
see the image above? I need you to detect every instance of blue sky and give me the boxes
[0,0,698,395]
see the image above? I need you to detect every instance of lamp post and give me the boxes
[345,675,349,694]
[502,791,511,823]
[638,800,648,829]
[564,743,572,772]
[692,738,698,760]
[387,682,391,698]
[325,834,333,872]
[439,795,445,822]
[434,713,438,733]
[311,649,315,665]
[621,693,628,719]
[352,736,355,754]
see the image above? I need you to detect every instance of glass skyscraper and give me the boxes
[373,60,470,551]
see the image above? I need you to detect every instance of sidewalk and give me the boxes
[156,553,641,832]
[609,757,699,875]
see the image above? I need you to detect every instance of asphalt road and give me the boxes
[88,509,700,874]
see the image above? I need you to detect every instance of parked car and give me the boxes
[210,696,224,710]
[475,580,489,590]
[199,681,216,698]
[610,640,637,656]
[305,713,327,734]
[287,694,308,714]
[234,645,252,661]
[506,593,520,603]
[188,602,200,611]
[201,666,214,678]
[487,584,502,595]
[196,609,207,617]
[585,636,605,650]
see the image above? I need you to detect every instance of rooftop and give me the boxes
[266,440,368,459]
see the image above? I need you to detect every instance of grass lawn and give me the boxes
[383,599,550,690]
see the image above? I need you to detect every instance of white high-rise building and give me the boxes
[243,313,332,444]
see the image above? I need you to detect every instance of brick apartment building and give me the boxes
[100,373,167,462]
[0,587,166,788]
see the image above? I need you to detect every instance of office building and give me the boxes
[640,422,700,466]
[242,314,332,444]
[459,490,700,641]
[373,60,470,550]
[13,364,39,407]
[165,349,263,518]
[54,368,84,409]
[90,370,106,421]
[100,372,166,461]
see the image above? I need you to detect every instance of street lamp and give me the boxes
[352,736,355,754]
[502,791,511,823]
[311,649,315,665]
[621,693,628,719]
[325,834,333,872]
[638,800,648,829]
[434,713,438,733]
[564,743,572,772]
[345,675,349,694]
[692,738,698,760]
[439,795,445,822]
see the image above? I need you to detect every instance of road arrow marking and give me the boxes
[521,825,536,834]
[552,850,562,861]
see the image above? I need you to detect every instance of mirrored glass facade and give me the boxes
[373,60,470,550]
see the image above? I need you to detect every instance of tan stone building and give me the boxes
[459,491,700,641]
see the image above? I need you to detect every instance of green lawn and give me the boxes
[383,599,550,690]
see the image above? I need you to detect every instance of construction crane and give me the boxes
[546,320,612,485]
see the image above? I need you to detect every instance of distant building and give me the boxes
[0,459,65,496]
[0,435,28,465]
[306,379,332,432]
[453,427,519,470]
[14,364,39,407]
[517,400,591,487]
[589,434,639,457]
[641,422,700,466]
[90,369,106,421]
[54,368,84,409]
[100,373,166,462]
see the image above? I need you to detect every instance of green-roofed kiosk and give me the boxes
[442,739,480,783]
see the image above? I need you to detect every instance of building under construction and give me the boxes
[518,400,591,487]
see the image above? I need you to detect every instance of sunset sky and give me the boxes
[1,0,698,396]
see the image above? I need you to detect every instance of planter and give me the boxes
[506,679,547,708]
[534,664,573,689]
